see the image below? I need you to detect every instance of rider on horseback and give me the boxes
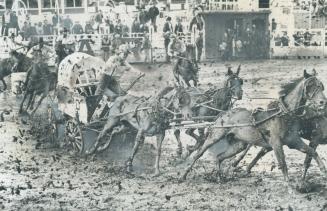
[168,34,187,75]
[95,44,132,101]
[26,37,52,65]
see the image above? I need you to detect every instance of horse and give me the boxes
[0,50,32,91]
[180,70,327,183]
[0,58,15,91]
[85,86,192,176]
[235,101,327,181]
[172,65,243,158]
[173,44,199,87]
[19,61,57,115]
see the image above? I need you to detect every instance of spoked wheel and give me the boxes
[64,119,84,155]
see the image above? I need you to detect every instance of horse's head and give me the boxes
[303,69,326,111]
[225,65,243,100]
[174,86,192,119]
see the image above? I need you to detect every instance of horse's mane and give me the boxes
[279,77,303,97]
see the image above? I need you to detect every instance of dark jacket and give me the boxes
[148,6,159,20]
[189,16,203,31]
[72,24,83,34]
[43,24,53,35]
[174,23,183,34]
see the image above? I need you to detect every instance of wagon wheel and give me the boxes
[64,118,84,154]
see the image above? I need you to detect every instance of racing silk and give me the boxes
[167,39,186,57]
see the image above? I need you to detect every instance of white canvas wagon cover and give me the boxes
[57,52,106,91]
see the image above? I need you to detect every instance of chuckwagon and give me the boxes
[51,52,139,155]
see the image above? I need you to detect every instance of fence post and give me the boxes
[149,25,154,63]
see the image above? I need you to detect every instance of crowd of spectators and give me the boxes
[219,24,270,60]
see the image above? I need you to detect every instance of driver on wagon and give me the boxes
[95,44,132,100]
[167,34,187,74]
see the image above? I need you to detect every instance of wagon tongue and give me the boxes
[86,95,103,122]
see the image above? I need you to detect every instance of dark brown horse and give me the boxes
[0,58,15,91]
[173,44,199,87]
[0,50,32,91]
[173,65,243,158]
[180,70,327,183]
[19,62,57,115]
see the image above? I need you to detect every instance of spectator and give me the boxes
[109,20,115,34]
[63,15,73,32]
[122,24,130,37]
[189,8,204,31]
[2,9,11,36]
[10,11,19,35]
[21,21,29,35]
[281,32,289,46]
[148,1,159,32]
[132,16,141,33]
[271,18,277,33]
[174,17,183,35]
[196,31,203,62]
[293,32,303,46]
[25,22,37,40]
[139,9,148,25]
[36,22,44,35]
[304,29,312,46]
[111,33,122,54]
[141,33,151,63]
[72,21,84,34]
[101,35,111,61]
[43,20,53,35]
[163,16,173,62]
[114,19,123,36]
[94,10,103,32]
[85,21,94,34]
[52,12,61,34]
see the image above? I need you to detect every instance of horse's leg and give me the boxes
[246,147,272,174]
[126,129,145,173]
[19,92,29,113]
[154,131,165,176]
[180,129,227,181]
[96,124,128,152]
[1,79,7,91]
[216,139,248,178]
[232,144,251,167]
[173,129,183,157]
[26,92,34,111]
[31,94,46,116]
[289,138,327,179]
[85,118,118,155]
[302,142,319,181]
[29,94,36,110]
[271,138,289,181]
[185,128,200,149]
